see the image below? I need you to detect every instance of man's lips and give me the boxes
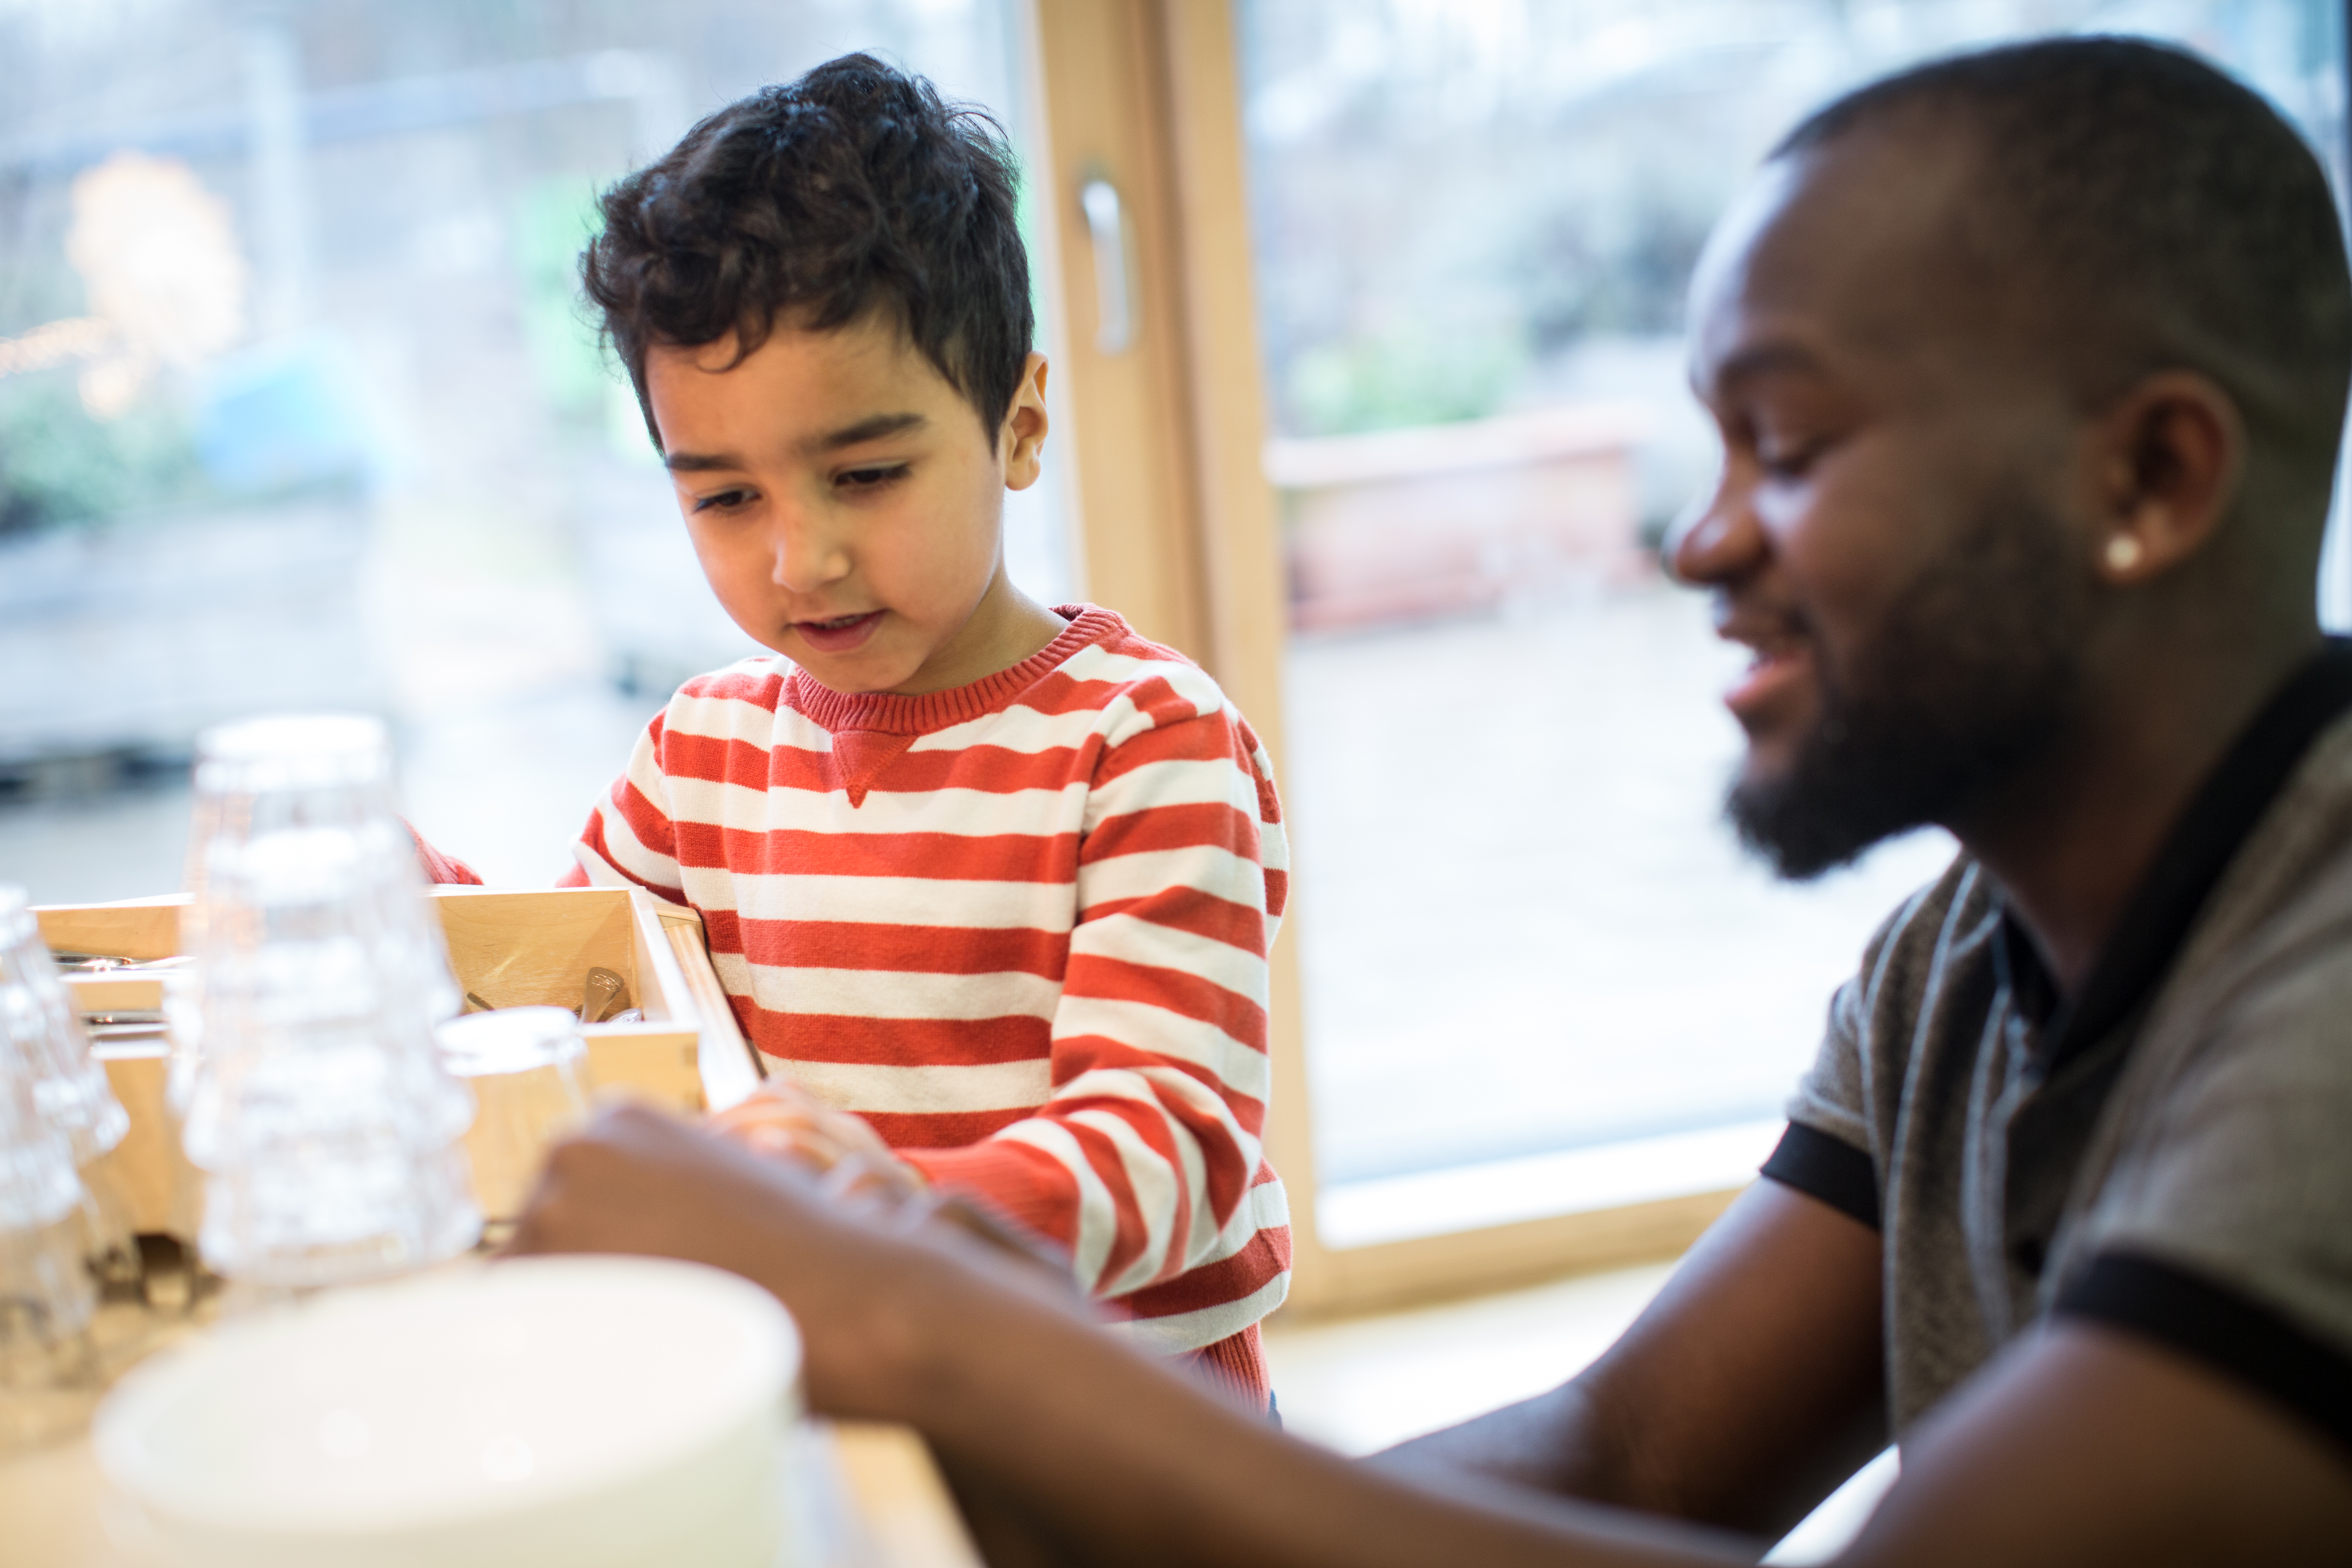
[792,609,885,654]
[1717,620,1815,726]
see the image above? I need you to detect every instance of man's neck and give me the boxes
[1954,628,2323,995]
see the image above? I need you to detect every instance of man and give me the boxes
[512,37,2352,1564]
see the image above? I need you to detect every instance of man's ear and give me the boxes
[1002,352,1051,491]
[2089,370,2245,584]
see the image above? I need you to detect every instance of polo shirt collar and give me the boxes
[1997,639,2352,1071]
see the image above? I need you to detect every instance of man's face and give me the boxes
[645,313,1047,695]
[1674,136,2095,877]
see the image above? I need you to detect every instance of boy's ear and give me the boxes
[1002,352,1050,491]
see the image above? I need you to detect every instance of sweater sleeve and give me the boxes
[900,674,1286,1302]
[562,708,690,899]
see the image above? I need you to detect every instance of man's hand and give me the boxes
[505,1104,1087,1418]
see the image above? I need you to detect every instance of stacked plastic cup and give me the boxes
[0,887,132,1170]
[0,963,100,1448]
[0,884,137,1284]
[176,714,480,1292]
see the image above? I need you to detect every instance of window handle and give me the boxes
[1079,178,1134,354]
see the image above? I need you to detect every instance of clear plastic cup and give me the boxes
[437,1008,592,1222]
[0,1044,100,1449]
[0,885,138,1287]
[178,714,481,1291]
[0,886,129,1166]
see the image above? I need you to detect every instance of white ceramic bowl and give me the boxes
[93,1256,800,1568]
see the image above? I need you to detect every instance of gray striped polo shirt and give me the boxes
[1762,642,2352,1452]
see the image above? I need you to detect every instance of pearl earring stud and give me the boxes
[2105,535,2143,572]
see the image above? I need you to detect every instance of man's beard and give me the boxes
[1727,498,2087,880]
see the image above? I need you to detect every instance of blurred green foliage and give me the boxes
[1285,322,1528,437]
[0,374,213,535]
[512,178,618,423]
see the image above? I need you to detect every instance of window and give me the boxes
[0,0,1070,893]
[1229,0,2348,1263]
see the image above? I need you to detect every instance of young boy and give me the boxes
[560,54,1290,1406]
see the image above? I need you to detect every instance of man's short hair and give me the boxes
[584,53,1033,444]
[1776,36,2352,491]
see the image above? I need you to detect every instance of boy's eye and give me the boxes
[836,463,910,491]
[691,488,756,514]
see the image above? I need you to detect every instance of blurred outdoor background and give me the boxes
[3,0,2345,1214]
[0,0,1069,891]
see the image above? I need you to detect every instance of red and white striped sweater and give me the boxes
[564,605,1292,1397]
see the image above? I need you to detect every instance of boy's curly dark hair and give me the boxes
[583,53,1033,446]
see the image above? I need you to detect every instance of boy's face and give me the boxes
[644,312,1050,695]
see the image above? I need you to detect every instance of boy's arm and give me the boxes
[405,821,486,885]
[898,688,1285,1301]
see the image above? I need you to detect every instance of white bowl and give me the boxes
[93,1256,800,1568]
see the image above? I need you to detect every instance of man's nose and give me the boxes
[1665,470,1765,587]
[770,507,852,593]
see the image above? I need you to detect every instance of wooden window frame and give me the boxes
[1017,0,1738,1316]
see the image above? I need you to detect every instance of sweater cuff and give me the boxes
[899,1142,1080,1258]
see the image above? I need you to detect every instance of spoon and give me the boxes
[580,967,629,1024]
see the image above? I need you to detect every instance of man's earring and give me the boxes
[2105,535,2144,573]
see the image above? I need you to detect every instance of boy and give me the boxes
[561,55,1290,1405]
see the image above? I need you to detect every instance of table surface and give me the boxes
[2,1282,980,1568]
[4,1417,980,1568]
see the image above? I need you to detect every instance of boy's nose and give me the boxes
[771,516,853,592]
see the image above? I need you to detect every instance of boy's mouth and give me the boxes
[793,609,886,655]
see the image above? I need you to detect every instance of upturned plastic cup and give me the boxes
[177,714,480,1291]
[436,1007,592,1223]
[0,1047,100,1449]
[0,886,139,1292]
[0,886,129,1167]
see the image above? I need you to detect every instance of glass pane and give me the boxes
[1237,1,2346,1215]
[0,0,1067,899]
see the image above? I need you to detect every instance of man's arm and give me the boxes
[1376,1178,1888,1540]
[509,1108,2352,1568]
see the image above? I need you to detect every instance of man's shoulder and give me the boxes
[2184,708,2352,980]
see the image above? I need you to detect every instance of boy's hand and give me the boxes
[707,1080,927,1205]
[709,1080,1078,1288]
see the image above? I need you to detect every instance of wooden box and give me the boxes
[33,886,762,1236]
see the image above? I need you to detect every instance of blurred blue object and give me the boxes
[195,336,375,494]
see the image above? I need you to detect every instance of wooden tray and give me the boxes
[34,887,763,1235]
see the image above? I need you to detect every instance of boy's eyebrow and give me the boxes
[661,412,929,473]
[804,412,929,452]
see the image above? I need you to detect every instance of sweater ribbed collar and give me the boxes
[782,604,1122,735]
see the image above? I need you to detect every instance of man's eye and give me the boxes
[837,464,909,490]
[691,488,755,513]
[1756,439,1824,480]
